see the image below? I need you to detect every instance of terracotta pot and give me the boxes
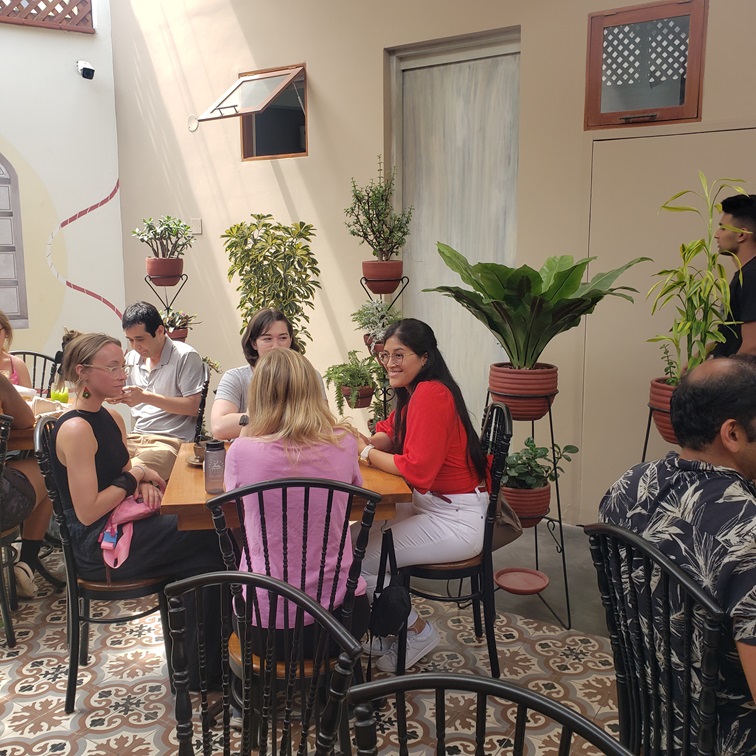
[501,485,551,528]
[362,260,403,295]
[145,257,184,287]
[362,334,385,356]
[167,327,188,342]
[488,363,558,421]
[341,385,374,409]
[649,377,679,445]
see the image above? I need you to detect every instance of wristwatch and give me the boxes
[239,414,249,426]
[360,444,375,465]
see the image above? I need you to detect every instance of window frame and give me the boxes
[197,66,304,124]
[0,155,29,328]
[239,65,307,162]
[584,0,708,130]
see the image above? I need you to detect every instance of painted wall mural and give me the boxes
[45,179,123,321]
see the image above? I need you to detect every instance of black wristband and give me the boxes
[111,472,138,497]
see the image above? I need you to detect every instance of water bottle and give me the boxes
[204,439,226,494]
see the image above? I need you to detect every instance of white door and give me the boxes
[394,38,520,421]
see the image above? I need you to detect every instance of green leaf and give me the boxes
[427,244,648,368]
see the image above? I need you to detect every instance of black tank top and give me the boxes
[50,408,129,571]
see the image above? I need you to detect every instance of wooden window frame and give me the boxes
[585,0,708,130]
[239,65,307,162]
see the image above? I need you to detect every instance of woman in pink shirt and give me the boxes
[358,318,488,672]
[224,348,369,645]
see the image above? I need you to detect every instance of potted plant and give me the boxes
[647,173,745,444]
[350,300,402,354]
[324,351,383,414]
[426,243,649,420]
[222,213,320,352]
[500,437,578,527]
[133,215,195,286]
[344,157,413,294]
[160,309,201,342]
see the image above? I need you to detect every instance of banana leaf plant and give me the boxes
[425,243,650,369]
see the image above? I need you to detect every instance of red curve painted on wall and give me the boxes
[46,179,123,320]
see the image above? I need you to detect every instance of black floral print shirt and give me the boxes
[600,452,756,756]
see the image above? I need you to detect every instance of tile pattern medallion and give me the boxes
[0,553,619,754]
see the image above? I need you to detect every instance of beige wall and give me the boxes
[111,0,756,523]
[0,0,125,353]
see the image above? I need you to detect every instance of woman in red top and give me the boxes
[358,318,488,672]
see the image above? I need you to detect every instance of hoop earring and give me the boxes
[81,385,91,399]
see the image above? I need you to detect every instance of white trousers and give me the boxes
[361,488,488,602]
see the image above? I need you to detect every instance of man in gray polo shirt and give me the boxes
[114,301,204,479]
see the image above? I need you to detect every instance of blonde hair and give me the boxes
[62,332,122,383]
[244,349,354,446]
[0,311,13,352]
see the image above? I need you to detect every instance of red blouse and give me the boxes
[375,380,481,495]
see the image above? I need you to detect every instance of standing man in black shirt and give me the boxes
[712,193,756,357]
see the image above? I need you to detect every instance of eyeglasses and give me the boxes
[82,364,132,376]
[377,351,417,366]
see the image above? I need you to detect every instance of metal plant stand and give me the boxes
[641,403,671,463]
[488,390,572,630]
[359,276,409,310]
[144,274,189,315]
[359,277,407,423]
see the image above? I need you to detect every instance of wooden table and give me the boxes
[161,442,410,530]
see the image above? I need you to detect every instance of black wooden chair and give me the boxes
[35,416,173,713]
[0,414,19,646]
[585,522,726,756]
[347,671,632,756]
[206,477,380,749]
[166,570,363,756]
[395,401,513,677]
[10,350,58,397]
[193,362,211,443]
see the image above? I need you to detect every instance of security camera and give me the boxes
[76,60,95,80]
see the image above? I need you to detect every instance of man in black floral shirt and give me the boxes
[600,356,756,755]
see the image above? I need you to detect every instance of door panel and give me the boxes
[581,128,756,524]
[401,53,520,419]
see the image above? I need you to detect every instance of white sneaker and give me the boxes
[361,634,395,657]
[14,561,37,599]
[376,623,439,673]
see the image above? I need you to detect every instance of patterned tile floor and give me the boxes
[0,554,619,754]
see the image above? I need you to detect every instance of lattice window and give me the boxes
[0,0,94,34]
[585,0,707,129]
[602,18,689,89]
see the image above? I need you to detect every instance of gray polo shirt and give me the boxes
[215,362,326,413]
[125,337,204,441]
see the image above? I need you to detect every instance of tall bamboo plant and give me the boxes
[648,172,746,384]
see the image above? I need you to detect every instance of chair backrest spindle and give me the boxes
[346,672,632,756]
[585,523,726,756]
[11,350,58,398]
